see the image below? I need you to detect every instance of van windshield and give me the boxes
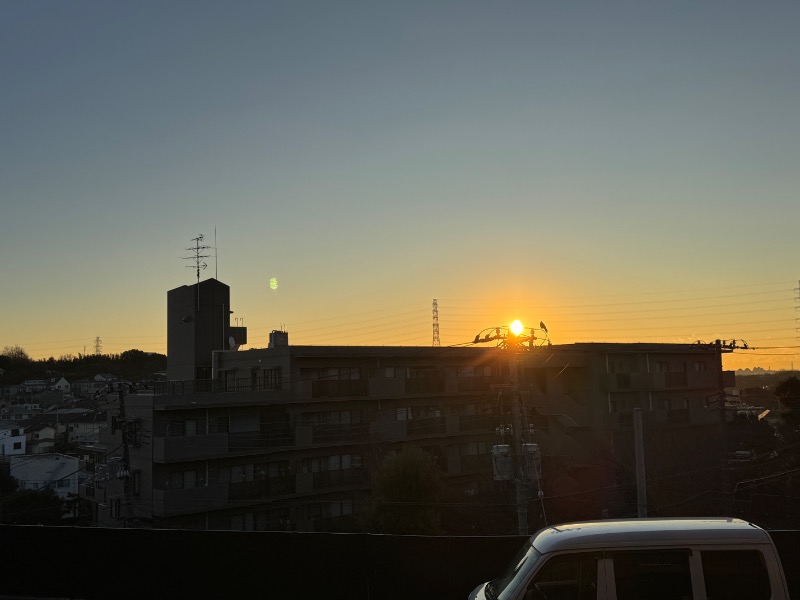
[486,540,542,600]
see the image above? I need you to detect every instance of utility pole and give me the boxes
[716,339,731,516]
[634,408,647,517]
[474,320,550,536]
[508,348,528,535]
[117,386,134,526]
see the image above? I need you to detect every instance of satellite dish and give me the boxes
[229,336,240,351]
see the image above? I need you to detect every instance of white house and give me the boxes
[25,422,58,454]
[0,420,26,456]
[10,453,80,500]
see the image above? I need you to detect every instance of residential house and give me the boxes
[0,420,26,456]
[10,453,80,501]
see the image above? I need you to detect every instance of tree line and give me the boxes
[0,345,167,385]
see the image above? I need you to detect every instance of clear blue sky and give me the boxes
[2,1,798,370]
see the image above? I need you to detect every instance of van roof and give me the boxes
[532,517,771,554]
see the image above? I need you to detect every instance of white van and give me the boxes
[468,517,790,600]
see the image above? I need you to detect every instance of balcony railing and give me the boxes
[312,468,365,489]
[460,454,492,472]
[229,477,296,501]
[311,380,369,398]
[407,417,446,436]
[405,377,444,395]
[456,376,498,393]
[458,414,503,432]
[664,372,688,388]
[152,378,281,396]
[228,429,293,453]
[667,408,690,425]
[312,423,370,444]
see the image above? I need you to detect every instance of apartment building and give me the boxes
[80,279,733,533]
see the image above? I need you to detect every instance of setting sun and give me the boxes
[510,319,524,336]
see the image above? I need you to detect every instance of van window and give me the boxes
[524,553,598,600]
[487,540,542,600]
[701,550,771,600]
[612,550,692,600]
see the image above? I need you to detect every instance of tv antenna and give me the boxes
[183,234,212,310]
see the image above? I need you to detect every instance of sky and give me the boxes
[1,1,798,372]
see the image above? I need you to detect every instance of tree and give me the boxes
[367,444,444,535]
[775,376,800,412]
[0,345,30,361]
[1,487,64,525]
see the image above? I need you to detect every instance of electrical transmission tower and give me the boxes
[183,234,212,310]
[795,279,800,346]
[432,299,440,347]
[93,336,102,355]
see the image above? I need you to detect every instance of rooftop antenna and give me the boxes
[183,234,211,310]
[214,227,218,280]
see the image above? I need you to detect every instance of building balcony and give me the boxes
[153,428,292,463]
[152,477,296,517]
[153,433,229,462]
[154,412,515,463]
[666,408,691,425]
[153,485,229,517]
[404,377,444,395]
[228,477,295,501]
[407,417,446,436]
[460,453,492,473]
[458,414,503,433]
[151,378,281,396]
[311,423,370,445]
[228,429,293,453]
[312,468,365,490]
[605,369,725,391]
[310,380,369,398]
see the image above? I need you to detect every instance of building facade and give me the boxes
[86,337,732,533]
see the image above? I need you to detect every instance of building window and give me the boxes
[694,361,707,372]
[396,407,412,421]
[407,367,437,378]
[168,421,186,437]
[13,442,21,450]
[301,367,361,381]
[262,367,281,389]
[209,415,229,434]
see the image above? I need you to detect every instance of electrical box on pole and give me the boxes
[523,443,542,483]
[492,444,513,480]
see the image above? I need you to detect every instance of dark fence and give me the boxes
[0,526,527,600]
[2,525,798,600]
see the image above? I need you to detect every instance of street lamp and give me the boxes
[472,320,550,535]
